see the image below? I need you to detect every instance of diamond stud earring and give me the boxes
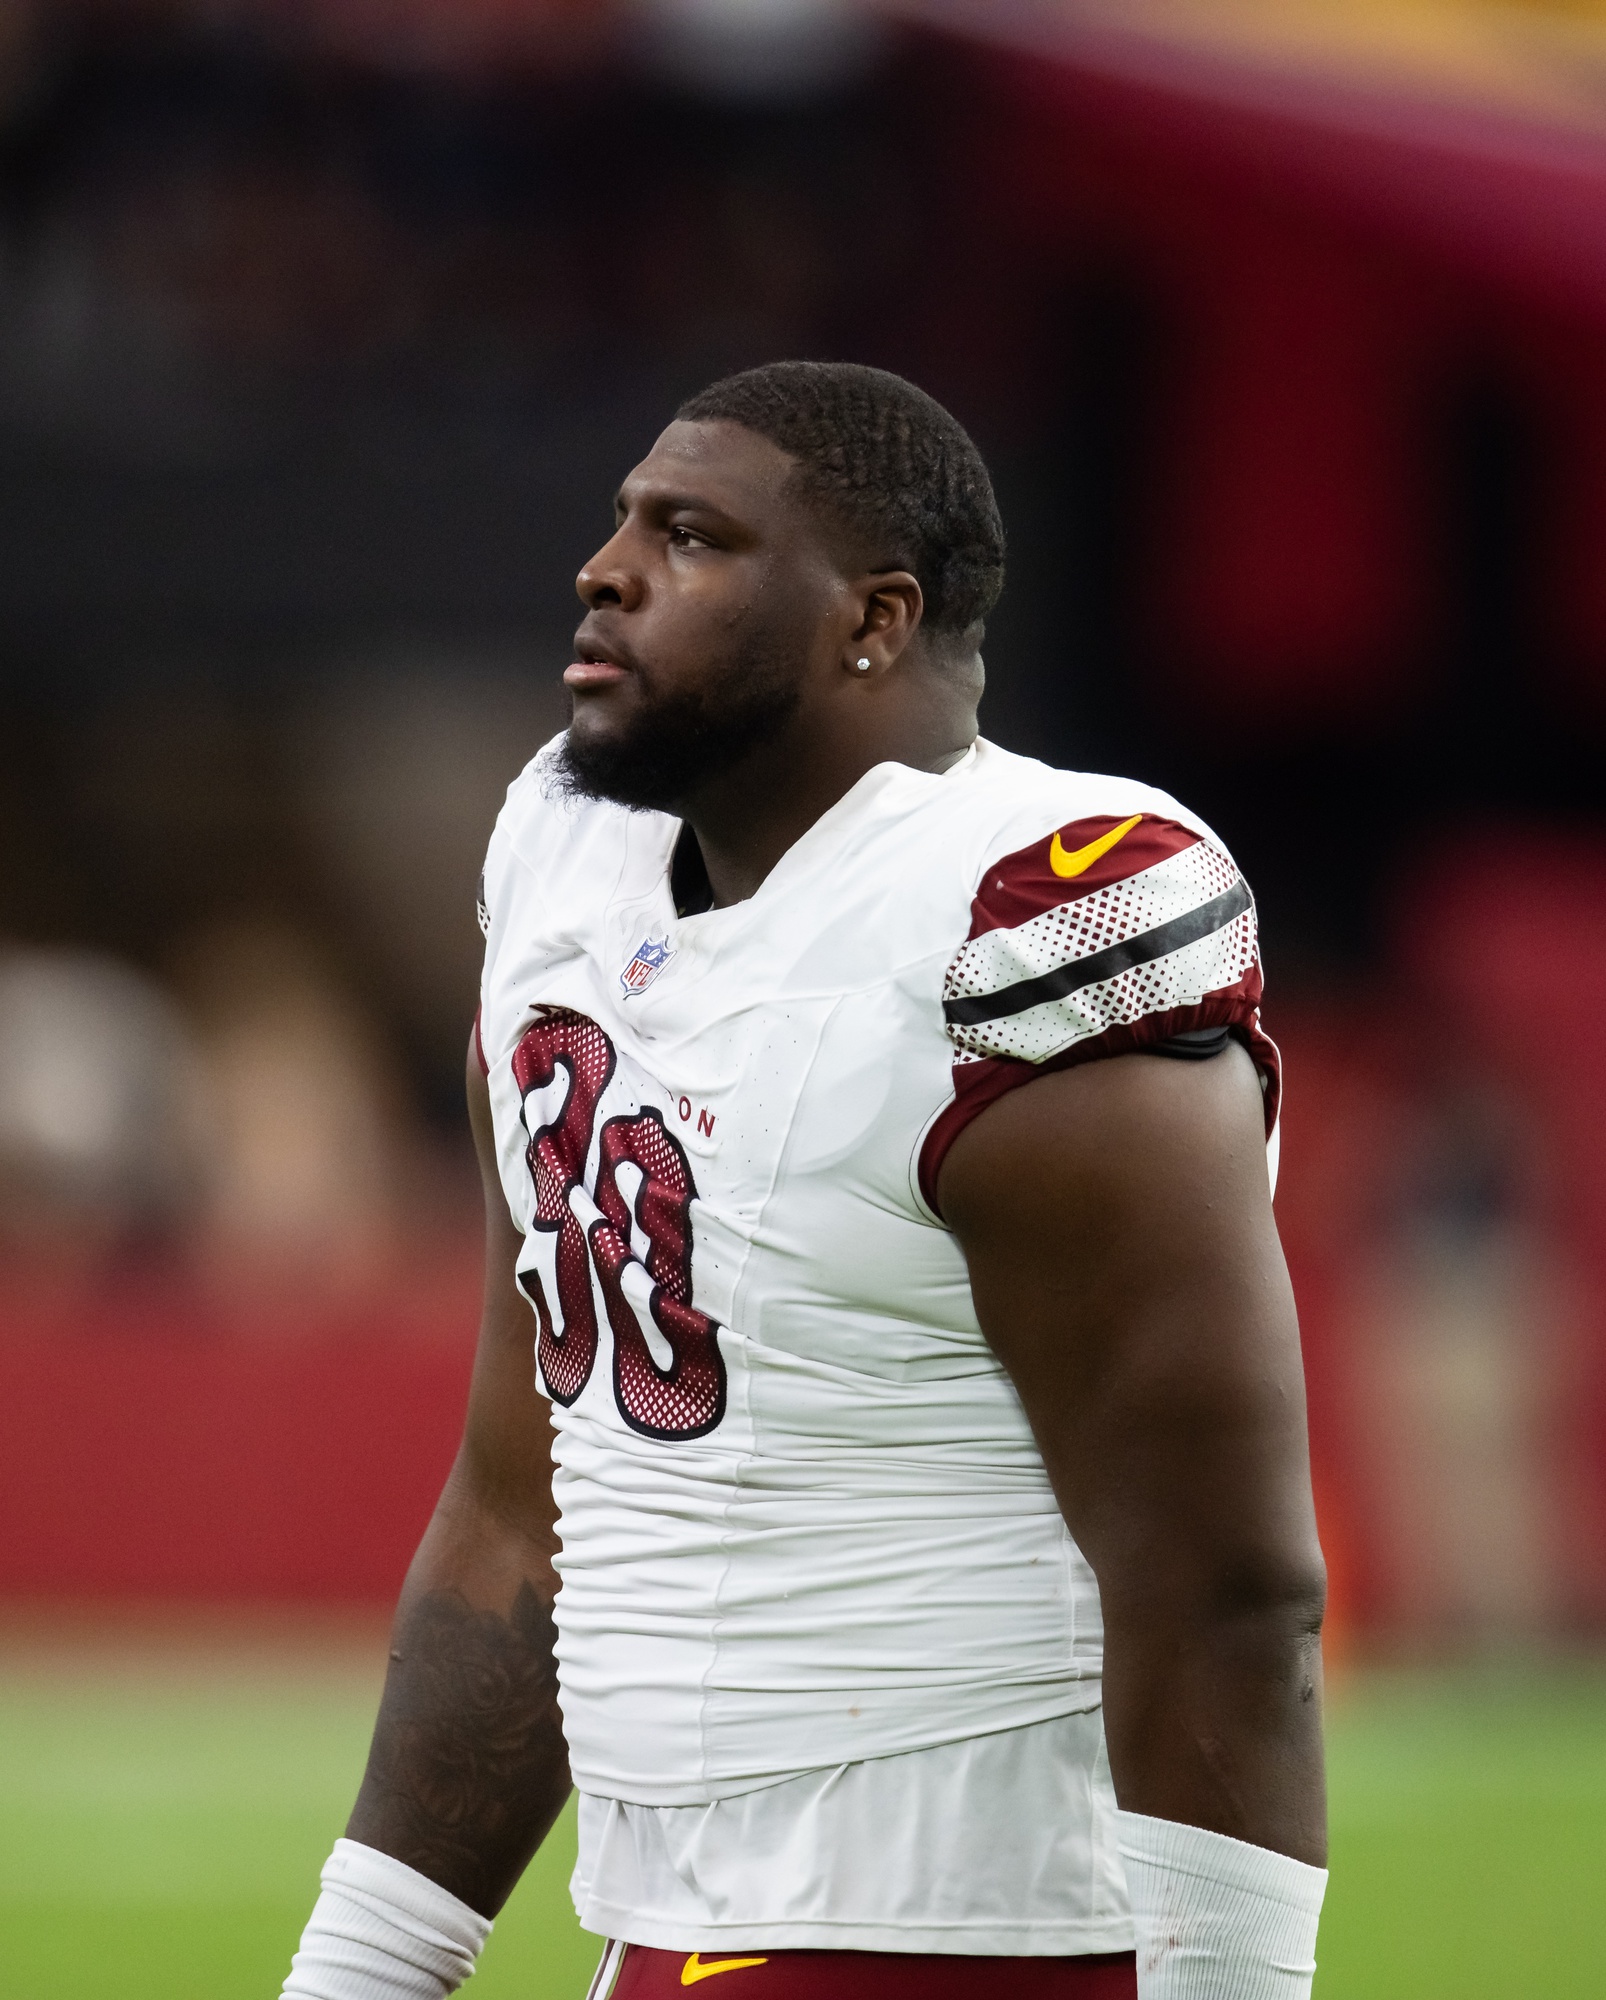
[855,657,872,673]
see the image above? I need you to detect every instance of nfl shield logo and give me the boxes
[620,935,672,998]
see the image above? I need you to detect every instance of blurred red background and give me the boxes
[2,0,1604,1654]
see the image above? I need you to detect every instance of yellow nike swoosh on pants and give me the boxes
[681,1952,770,1985]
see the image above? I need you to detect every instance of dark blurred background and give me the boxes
[3,0,1606,1659]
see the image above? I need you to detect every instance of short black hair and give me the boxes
[676,360,1005,641]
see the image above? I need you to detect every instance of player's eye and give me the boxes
[669,525,707,549]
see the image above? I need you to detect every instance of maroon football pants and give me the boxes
[599,1943,1138,1997]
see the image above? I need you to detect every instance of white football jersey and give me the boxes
[477,735,1278,1808]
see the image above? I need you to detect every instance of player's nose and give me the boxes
[576,527,642,611]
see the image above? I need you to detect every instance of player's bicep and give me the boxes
[939,1044,1319,1613]
[451,1032,557,1549]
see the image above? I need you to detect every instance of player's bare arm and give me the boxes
[940,1042,1327,1867]
[342,1036,571,1917]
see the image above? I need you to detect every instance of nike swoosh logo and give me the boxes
[681,1954,770,1986]
[1049,811,1143,879]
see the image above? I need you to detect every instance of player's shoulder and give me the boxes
[913,740,1275,1214]
[483,731,652,895]
[946,740,1250,972]
[948,739,1229,882]
[492,731,627,854]
[478,732,666,976]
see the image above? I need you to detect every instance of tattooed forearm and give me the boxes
[346,1579,572,1916]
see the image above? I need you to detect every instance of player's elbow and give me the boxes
[440,1436,561,1561]
[1102,1528,1327,1653]
[1198,1538,1328,1654]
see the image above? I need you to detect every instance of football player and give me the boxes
[283,363,1327,2000]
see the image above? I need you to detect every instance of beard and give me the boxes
[556,630,805,813]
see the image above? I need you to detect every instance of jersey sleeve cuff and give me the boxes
[917,1002,1281,1220]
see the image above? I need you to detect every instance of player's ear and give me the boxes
[844,570,922,678]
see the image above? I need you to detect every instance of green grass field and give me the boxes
[1,1626,1602,1998]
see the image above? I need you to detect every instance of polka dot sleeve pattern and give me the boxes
[918,811,1280,1216]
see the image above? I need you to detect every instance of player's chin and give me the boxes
[556,703,667,810]
[565,680,640,742]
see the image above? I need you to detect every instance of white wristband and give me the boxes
[1116,1811,1327,2000]
[282,1839,493,2000]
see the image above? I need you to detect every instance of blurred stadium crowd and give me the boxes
[2,0,1606,1654]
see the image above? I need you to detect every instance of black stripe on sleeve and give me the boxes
[943,878,1252,1030]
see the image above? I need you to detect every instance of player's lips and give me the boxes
[567,628,642,691]
[565,657,630,691]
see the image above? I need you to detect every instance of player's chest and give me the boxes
[483,902,953,1286]
[483,933,857,1443]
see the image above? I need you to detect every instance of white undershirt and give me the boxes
[570,1710,1135,1957]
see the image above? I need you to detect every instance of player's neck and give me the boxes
[680,712,975,910]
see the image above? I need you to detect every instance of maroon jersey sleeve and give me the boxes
[918,810,1280,1216]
